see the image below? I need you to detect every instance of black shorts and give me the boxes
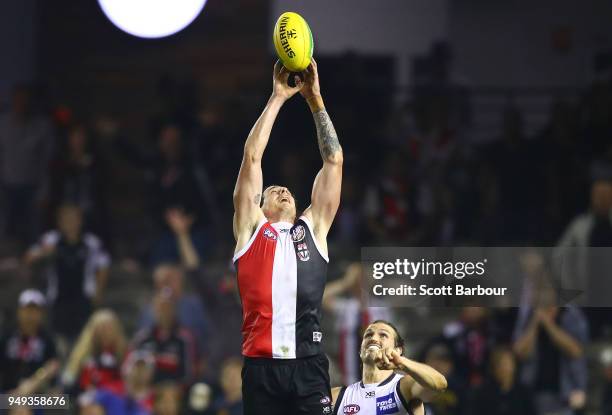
[242,353,332,415]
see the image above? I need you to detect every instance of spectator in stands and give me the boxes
[48,123,109,243]
[133,291,197,387]
[557,176,612,251]
[150,207,207,270]
[469,346,536,415]
[363,152,415,244]
[196,262,242,376]
[600,346,612,415]
[556,177,612,336]
[210,357,243,415]
[153,382,182,415]
[25,203,110,339]
[138,264,210,361]
[322,262,391,384]
[62,309,127,395]
[89,350,156,415]
[481,105,544,243]
[153,124,204,217]
[8,408,34,415]
[422,343,466,415]
[113,123,205,223]
[0,83,55,246]
[439,306,495,388]
[79,402,106,415]
[0,289,59,394]
[187,382,212,414]
[513,280,588,415]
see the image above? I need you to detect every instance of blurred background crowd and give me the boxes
[2,0,612,414]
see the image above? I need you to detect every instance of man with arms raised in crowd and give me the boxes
[333,320,448,415]
[232,59,342,415]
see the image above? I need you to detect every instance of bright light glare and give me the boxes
[98,0,207,39]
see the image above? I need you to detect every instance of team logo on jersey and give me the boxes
[344,404,360,414]
[323,406,331,414]
[313,331,322,342]
[320,396,331,405]
[298,249,310,261]
[365,391,375,398]
[376,393,399,415]
[263,228,277,240]
[291,225,306,242]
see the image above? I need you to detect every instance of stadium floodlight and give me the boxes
[97,0,207,39]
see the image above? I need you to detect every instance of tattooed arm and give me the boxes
[233,61,302,248]
[298,60,343,251]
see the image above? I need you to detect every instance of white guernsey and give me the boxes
[332,321,447,415]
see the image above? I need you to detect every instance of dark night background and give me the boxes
[1,1,612,414]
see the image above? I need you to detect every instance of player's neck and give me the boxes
[266,213,295,224]
[362,364,393,385]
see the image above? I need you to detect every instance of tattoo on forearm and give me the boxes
[313,110,342,160]
[253,193,261,205]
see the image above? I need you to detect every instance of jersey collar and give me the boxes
[359,372,395,388]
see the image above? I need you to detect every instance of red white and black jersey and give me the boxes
[233,216,329,359]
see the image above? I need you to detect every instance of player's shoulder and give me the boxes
[331,385,348,413]
[233,217,269,260]
[296,214,330,262]
[331,386,344,401]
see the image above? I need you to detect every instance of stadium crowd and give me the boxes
[1,54,612,415]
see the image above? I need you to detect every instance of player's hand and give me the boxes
[375,348,401,370]
[272,60,302,101]
[297,59,321,100]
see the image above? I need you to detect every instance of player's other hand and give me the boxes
[297,58,321,100]
[272,60,303,101]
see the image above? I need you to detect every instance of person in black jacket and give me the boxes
[469,346,535,415]
[131,290,198,388]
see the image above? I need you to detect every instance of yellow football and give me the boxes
[273,12,314,72]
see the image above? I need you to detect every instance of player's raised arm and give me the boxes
[299,60,343,247]
[381,349,447,403]
[233,61,302,244]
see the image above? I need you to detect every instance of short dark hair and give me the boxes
[370,319,405,352]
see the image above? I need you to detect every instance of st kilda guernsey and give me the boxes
[233,216,328,359]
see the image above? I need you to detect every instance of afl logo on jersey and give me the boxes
[344,404,360,414]
[263,228,277,240]
[291,225,306,242]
